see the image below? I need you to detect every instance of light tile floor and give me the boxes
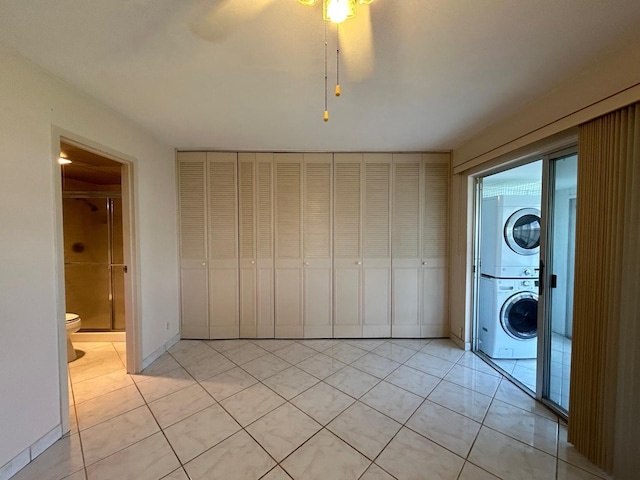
[12,338,609,480]
[491,333,571,411]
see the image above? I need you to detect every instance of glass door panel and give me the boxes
[545,153,578,412]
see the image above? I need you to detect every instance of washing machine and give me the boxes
[480,195,541,278]
[477,275,538,359]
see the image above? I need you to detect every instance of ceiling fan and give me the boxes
[190,0,376,84]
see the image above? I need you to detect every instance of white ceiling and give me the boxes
[2,0,640,152]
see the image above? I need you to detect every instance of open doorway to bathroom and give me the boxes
[58,140,133,369]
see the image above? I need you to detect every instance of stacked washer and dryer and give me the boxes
[478,196,540,359]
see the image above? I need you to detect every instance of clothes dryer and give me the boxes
[480,195,541,278]
[477,275,537,359]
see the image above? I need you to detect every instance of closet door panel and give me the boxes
[239,264,256,338]
[333,154,362,338]
[422,258,448,337]
[304,264,332,337]
[334,259,362,338]
[256,154,274,338]
[207,153,239,339]
[209,267,240,338]
[274,154,304,337]
[392,154,423,337]
[363,155,392,337]
[177,152,209,338]
[363,262,391,337]
[238,154,257,337]
[257,260,274,338]
[421,155,450,337]
[180,263,209,339]
[303,154,333,338]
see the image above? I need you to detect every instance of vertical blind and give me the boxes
[570,102,640,474]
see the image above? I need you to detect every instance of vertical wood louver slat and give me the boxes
[304,163,332,258]
[393,162,421,258]
[179,161,206,260]
[423,163,449,258]
[239,161,255,260]
[275,162,302,259]
[257,161,273,259]
[334,162,361,258]
[208,161,238,260]
[364,163,390,258]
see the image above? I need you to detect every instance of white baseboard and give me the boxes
[449,333,471,351]
[0,424,61,480]
[141,333,180,370]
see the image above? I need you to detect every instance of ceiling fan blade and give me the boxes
[341,5,375,82]
[190,0,277,42]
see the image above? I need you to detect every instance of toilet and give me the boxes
[65,313,82,362]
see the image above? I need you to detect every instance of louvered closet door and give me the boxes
[333,154,363,338]
[207,152,239,339]
[421,154,450,337]
[303,154,333,338]
[274,154,304,338]
[392,154,423,337]
[238,154,257,338]
[255,154,275,338]
[239,153,274,338]
[363,154,392,337]
[178,152,209,339]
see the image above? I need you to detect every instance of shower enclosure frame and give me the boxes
[62,191,126,332]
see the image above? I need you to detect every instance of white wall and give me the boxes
[0,43,180,468]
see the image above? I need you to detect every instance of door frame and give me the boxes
[52,127,141,434]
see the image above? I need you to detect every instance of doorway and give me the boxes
[61,145,125,334]
[474,160,542,393]
[472,147,578,418]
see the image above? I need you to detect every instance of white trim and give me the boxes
[0,448,29,480]
[141,333,181,370]
[449,333,470,351]
[29,425,62,459]
[0,424,62,480]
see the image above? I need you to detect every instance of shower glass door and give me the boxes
[63,195,125,331]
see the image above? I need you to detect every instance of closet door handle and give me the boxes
[356,261,362,265]
[251,260,256,265]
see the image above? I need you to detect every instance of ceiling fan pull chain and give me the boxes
[324,20,329,122]
[335,24,341,97]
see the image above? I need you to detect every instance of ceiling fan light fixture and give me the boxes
[297,0,318,5]
[324,0,356,24]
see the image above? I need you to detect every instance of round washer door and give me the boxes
[500,291,538,340]
[504,208,541,255]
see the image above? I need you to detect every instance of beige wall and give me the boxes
[0,43,179,468]
[448,35,640,347]
[449,34,640,479]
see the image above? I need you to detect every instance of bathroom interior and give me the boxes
[60,141,126,361]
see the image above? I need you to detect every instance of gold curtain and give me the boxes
[569,102,640,473]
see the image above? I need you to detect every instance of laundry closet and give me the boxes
[177,151,449,340]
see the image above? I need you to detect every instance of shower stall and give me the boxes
[63,193,125,331]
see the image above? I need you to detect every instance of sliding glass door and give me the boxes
[540,151,578,413]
